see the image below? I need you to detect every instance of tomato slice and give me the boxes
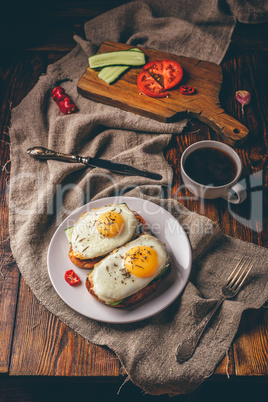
[162,60,183,89]
[137,71,169,98]
[64,269,81,286]
[143,60,164,75]
[143,59,183,90]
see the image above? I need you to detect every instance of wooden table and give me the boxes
[0,1,267,400]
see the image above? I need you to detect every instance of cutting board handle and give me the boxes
[189,107,249,147]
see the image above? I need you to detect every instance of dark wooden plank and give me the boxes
[9,278,121,376]
[0,251,19,374]
[231,22,268,51]
[233,309,268,376]
[0,52,22,374]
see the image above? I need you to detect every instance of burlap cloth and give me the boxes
[8,0,268,396]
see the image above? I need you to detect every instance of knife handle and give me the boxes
[27,146,86,164]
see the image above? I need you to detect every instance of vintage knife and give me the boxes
[27,147,162,181]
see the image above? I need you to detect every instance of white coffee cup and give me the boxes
[180,140,247,204]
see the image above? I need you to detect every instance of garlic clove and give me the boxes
[235,90,251,114]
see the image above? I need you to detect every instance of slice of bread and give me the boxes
[69,248,103,269]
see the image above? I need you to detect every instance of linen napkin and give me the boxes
[8,0,268,396]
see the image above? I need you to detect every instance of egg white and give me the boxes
[71,203,137,259]
[88,234,169,304]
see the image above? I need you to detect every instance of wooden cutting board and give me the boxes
[77,41,249,146]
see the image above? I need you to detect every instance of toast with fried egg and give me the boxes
[85,233,171,307]
[67,203,146,269]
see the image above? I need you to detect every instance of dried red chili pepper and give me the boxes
[51,86,66,102]
[64,269,81,286]
[180,85,195,95]
[51,85,77,115]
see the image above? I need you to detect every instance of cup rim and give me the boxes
[180,140,242,190]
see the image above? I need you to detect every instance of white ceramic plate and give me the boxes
[47,196,192,324]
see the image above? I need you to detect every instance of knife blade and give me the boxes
[27,147,162,181]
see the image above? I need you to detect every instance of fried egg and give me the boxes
[71,203,138,259]
[88,234,169,304]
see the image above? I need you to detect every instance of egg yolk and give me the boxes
[96,211,125,238]
[124,246,158,278]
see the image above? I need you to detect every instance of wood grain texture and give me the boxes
[77,41,249,146]
[0,53,21,374]
[9,278,121,377]
[0,1,267,385]
[0,251,19,374]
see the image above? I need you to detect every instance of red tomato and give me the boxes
[143,60,183,90]
[143,60,164,75]
[64,270,81,286]
[137,71,169,98]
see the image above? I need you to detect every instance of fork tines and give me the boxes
[225,256,254,293]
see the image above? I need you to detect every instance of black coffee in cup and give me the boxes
[184,147,237,187]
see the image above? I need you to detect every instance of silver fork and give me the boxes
[175,257,254,363]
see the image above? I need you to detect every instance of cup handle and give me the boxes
[221,183,247,204]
